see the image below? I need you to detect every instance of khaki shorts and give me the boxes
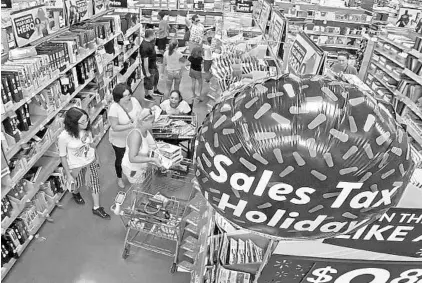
[122,165,148,184]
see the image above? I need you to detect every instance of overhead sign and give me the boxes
[324,208,422,258]
[288,31,325,75]
[258,255,422,283]
[267,10,287,59]
[109,0,127,8]
[235,0,253,13]
[1,0,12,9]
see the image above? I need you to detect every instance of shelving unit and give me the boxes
[361,30,422,151]
[274,2,371,68]
[1,8,143,279]
[184,192,277,283]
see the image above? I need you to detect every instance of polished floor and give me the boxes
[4,68,210,283]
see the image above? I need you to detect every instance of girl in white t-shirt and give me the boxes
[159,90,191,115]
[58,107,110,219]
[108,83,143,188]
[122,109,163,184]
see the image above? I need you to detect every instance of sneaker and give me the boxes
[117,178,125,189]
[144,94,154,100]
[73,193,85,205]
[92,207,111,219]
[153,90,164,96]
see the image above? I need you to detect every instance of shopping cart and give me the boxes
[117,159,196,273]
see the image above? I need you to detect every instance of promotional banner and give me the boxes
[194,74,415,239]
[93,0,110,14]
[235,0,253,13]
[267,10,287,60]
[257,0,271,33]
[1,0,12,9]
[109,0,128,8]
[324,208,422,258]
[258,255,422,283]
[66,0,93,25]
[11,5,49,47]
[289,31,325,76]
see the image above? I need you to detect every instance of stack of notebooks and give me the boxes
[219,234,263,265]
[216,266,251,283]
[155,142,183,169]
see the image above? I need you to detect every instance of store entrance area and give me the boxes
[3,71,208,283]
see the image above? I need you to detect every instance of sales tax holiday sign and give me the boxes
[258,255,422,283]
[324,208,422,258]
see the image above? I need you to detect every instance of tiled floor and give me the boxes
[4,68,211,283]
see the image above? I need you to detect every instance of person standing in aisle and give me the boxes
[162,39,185,96]
[122,109,163,185]
[108,83,143,189]
[188,46,204,103]
[330,53,358,75]
[203,37,213,83]
[140,29,163,100]
[156,11,170,57]
[58,107,110,219]
[185,13,204,51]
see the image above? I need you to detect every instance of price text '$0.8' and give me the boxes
[307,266,422,283]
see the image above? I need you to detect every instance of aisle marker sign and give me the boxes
[324,208,422,258]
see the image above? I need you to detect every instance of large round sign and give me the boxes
[194,74,415,239]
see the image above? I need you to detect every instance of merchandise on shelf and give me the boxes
[362,29,422,151]
[1,8,140,279]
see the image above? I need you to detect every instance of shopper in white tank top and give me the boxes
[122,108,162,184]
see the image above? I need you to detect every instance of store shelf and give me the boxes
[93,124,110,147]
[1,157,61,233]
[369,73,396,94]
[378,36,411,51]
[102,50,123,67]
[371,60,401,81]
[90,102,106,122]
[403,68,422,86]
[1,75,60,122]
[103,66,123,86]
[319,44,359,50]
[395,93,422,120]
[120,62,140,82]
[409,49,422,63]
[374,48,406,69]
[8,131,62,189]
[125,23,141,38]
[305,31,362,39]
[398,116,422,147]
[4,76,96,161]
[123,44,140,61]
[0,32,120,122]
[1,189,65,281]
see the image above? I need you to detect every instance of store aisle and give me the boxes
[4,70,210,283]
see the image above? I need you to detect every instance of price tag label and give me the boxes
[60,77,70,85]
[124,40,130,45]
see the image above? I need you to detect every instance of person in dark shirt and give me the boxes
[188,46,204,102]
[397,10,410,27]
[140,29,163,100]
